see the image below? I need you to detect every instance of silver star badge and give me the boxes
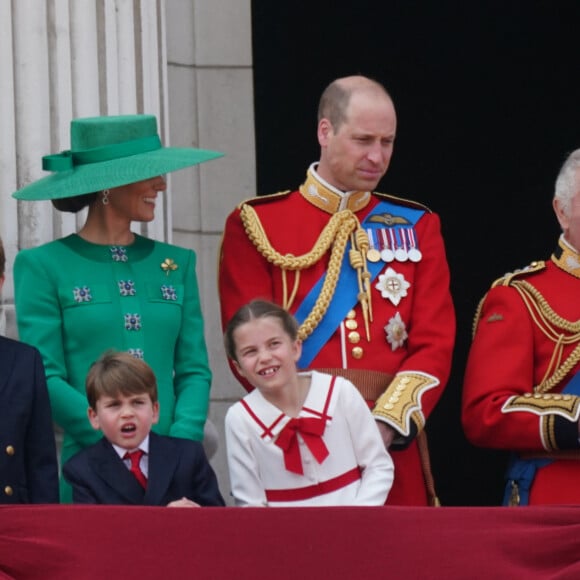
[375,267,410,306]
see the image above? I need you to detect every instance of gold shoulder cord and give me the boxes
[512,280,580,393]
[240,204,373,341]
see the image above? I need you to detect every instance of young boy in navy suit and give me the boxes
[62,350,224,506]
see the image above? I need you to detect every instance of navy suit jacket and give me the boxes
[62,431,225,506]
[0,335,59,503]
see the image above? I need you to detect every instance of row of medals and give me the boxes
[365,227,422,264]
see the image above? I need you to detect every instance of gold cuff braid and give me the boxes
[502,393,580,419]
[372,372,439,436]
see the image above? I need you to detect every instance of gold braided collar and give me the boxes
[551,235,580,279]
[298,164,371,214]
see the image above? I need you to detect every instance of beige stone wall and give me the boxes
[166,0,255,504]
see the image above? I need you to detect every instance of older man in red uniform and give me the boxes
[218,75,456,506]
[462,148,580,505]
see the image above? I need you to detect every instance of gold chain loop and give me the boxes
[239,203,371,341]
[511,280,580,392]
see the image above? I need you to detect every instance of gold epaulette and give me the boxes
[373,191,433,213]
[471,261,546,340]
[491,261,546,288]
[236,190,292,209]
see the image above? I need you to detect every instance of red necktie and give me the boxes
[274,417,329,475]
[124,449,147,488]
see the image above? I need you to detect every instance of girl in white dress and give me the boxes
[224,299,394,507]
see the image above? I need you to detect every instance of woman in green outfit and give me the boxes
[12,114,223,502]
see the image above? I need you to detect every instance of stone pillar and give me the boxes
[166,0,256,503]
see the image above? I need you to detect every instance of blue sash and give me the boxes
[502,372,580,506]
[296,200,425,368]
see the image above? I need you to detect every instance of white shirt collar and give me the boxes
[113,433,150,459]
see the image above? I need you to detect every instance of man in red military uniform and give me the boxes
[218,75,456,506]
[462,148,580,505]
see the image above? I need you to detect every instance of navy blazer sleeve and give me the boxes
[0,336,59,504]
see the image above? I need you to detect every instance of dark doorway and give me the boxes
[251,0,580,505]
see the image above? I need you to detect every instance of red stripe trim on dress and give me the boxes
[265,466,361,502]
[240,399,284,439]
[303,374,336,421]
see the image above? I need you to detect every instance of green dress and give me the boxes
[14,234,212,502]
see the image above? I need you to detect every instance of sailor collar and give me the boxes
[240,371,336,442]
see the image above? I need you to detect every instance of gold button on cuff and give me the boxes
[4,486,13,496]
[5,446,14,456]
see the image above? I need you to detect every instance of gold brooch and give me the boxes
[161,258,178,276]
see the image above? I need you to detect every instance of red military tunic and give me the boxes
[462,236,580,505]
[219,164,456,505]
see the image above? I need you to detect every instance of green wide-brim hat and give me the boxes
[12,114,223,201]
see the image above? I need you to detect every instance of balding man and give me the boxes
[218,75,455,506]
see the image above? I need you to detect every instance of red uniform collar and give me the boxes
[298,164,371,214]
[551,235,580,279]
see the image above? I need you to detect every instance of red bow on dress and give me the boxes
[274,417,329,475]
